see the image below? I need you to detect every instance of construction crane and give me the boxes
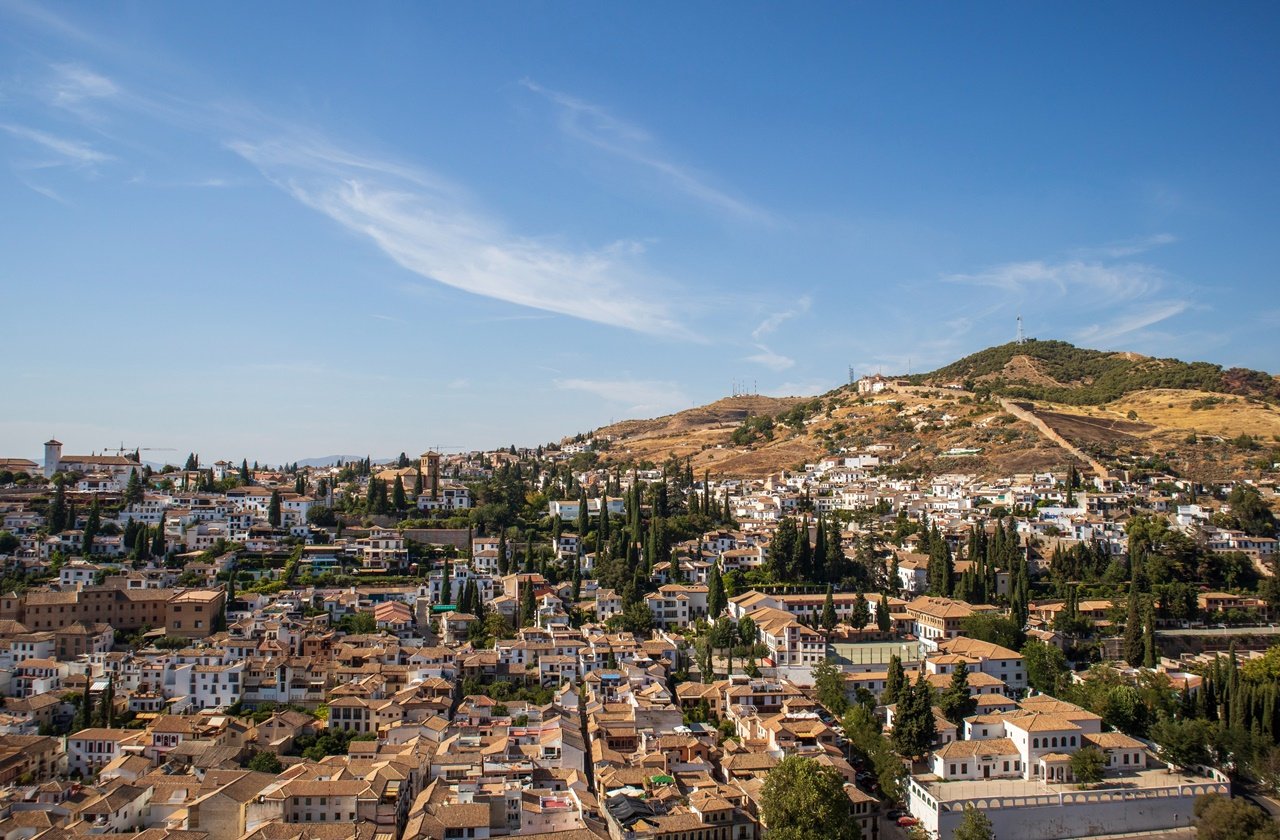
[110,444,177,457]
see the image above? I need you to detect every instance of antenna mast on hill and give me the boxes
[1017,314,1027,345]
[848,366,856,385]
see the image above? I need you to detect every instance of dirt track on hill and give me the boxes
[1000,399,1109,481]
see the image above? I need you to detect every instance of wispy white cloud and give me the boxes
[1,123,112,166]
[520,78,771,225]
[745,345,795,372]
[943,259,1166,302]
[15,177,68,203]
[745,295,808,370]
[751,295,812,341]
[230,137,694,338]
[1073,300,1191,344]
[555,377,691,415]
[47,63,118,115]
[1073,232,1176,259]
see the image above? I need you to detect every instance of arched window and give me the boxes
[1033,737,1040,748]
[1051,736,1058,748]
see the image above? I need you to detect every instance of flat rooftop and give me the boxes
[916,765,1224,804]
[829,640,922,666]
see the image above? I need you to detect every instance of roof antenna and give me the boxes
[1017,314,1026,346]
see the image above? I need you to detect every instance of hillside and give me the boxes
[913,340,1280,405]
[579,341,1280,481]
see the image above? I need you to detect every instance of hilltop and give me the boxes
[912,339,1280,405]
[578,341,1280,481]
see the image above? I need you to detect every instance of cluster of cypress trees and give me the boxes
[767,515,847,584]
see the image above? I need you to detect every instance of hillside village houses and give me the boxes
[0,435,1268,839]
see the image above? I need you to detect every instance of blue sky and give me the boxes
[2,1,1278,464]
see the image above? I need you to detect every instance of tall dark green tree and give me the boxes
[821,585,837,634]
[892,672,936,759]
[883,655,905,706]
[707,563,727,619]
[876,594,891,633]
[576,490,589,541]
[239,459,251,484]
[492,531,506,576]
[571,551,582,604]
[769,517,799,581]
[124,469,144,505]
[1142,603,1157,668]
[151,512,166,556]
[939,662,977,725]
[392,476,407,511]
[825,518,845,583]
[79,678,93,730]
[47,478,67,533]
[440,559,452,605]
[82,497,101,556]
[519,581,536,627]
[850,591,871,631]
[267,490,282,527]
[1123,585,1144,666]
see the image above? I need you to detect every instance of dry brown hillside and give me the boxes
[583,384,1280,482]
[574,342,1279,480]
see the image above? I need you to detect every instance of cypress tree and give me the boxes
[796,518,813,581]
[877,594,892,632]
[821,584,837,634]
[707,563,726,618]
[813,515,828,584]
[497,532,509,576]
[82,497,101,556]
[124,469,143,505]
[48,479,68,533]
[892,672,937,759]
[240,459,251,484]
[413,469,424,498]
[1142,603,1157,668]
[392,476,407,511]
[523,534,534,574]
[883,654,905,706]
[825,519,844,583]
[520,582,536,628]
[576,490,589,542]
[1123,585,1144,666]
[79,678,93,730]
[571,551,582,604]
[268,490,282,527]
[851,591,871,631]
[441,559,452,605]
[101,677,115,728]
[599,496,610,541]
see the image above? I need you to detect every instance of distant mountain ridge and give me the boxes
[294,455,380,468]
[910,340,1280,405]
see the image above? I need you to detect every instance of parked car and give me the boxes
[897,816,919,827]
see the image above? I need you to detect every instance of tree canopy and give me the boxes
[760,755,862,840]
